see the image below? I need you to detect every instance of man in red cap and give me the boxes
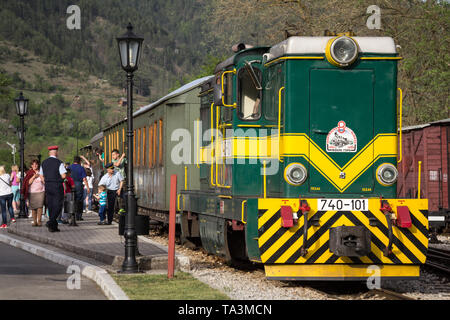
[39,146,66,232]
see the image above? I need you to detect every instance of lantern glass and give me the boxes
[119,40,128,68]
[129,40,140,68]
[116,23,143,72]
[15,93,28,116]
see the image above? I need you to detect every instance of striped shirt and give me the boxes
[98,191,107,206]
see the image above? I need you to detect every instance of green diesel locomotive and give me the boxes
[98,34,428,281]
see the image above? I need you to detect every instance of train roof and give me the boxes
[402,118,450,132]
[214,47,270,73]
[90,131,103,144]
[265,36,397,63]
[134,75,213,117]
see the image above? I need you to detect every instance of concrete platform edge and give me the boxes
[0,233,129,300]
[6,227,190,272]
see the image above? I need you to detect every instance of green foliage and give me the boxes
[0,0,214,100]
[0,148,20,173]
[33,74,55,92]
[212,0,450,125]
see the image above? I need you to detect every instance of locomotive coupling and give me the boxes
[299,200,311,257]
[329,226,371,257]
[380,199,394,256]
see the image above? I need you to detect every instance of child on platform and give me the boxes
[60,168,75,224]
[94,185,107,225]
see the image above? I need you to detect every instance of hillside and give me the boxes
[0,0,214,167]
[0,0,213,100]
[0,40,149,165]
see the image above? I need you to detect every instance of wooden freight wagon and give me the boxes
[397,118,450,231]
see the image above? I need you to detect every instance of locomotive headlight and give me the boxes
[326,36,359,67]
[377,163,398,186]
[284,163,307,186]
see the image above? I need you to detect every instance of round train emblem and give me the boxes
[326,121,357,153]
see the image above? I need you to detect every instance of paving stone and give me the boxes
[7,211,185,271]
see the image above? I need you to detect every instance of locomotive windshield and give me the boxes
[238,64,262,120]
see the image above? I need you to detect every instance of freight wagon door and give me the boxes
[309,69,374,194]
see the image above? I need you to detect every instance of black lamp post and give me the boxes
[15,92,28,219]
[116,23,143,273]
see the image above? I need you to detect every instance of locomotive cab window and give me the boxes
[222,72,233,107]
[238,65,261,120]
[264,63,283,121]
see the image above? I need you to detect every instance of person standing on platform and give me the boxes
[111,149,127,212]
[68,156,90,221]
[93,185,107,225]
[40,146,66,232]
[95,148,105,177]
[10,165,20,214]
[98,163,123,225]
[80,155,94,212]
[0,165,15,228]
[84,168,94,212]
[22,160,45,226]
[60,168,75,224]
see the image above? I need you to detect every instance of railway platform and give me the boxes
[5,211,190,272]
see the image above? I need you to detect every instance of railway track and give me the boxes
[426,247,450,276]
[296,282,415,300]
[369,288,415,300]
[146,228,449,300]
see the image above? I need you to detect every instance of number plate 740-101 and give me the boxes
[318,199,369,211]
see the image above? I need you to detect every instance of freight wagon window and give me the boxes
[238,68,261,120]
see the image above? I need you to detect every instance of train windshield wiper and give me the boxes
[244,60,262,91]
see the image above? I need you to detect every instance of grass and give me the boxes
[111,272,230,300]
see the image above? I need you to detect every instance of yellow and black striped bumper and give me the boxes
[257,198,428,280]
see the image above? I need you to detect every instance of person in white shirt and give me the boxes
[84,168,94,212]
[80,155,94,212]
[0,166,16,228]
[98,163,124,225]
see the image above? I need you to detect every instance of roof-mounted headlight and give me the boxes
[326,36,359,67]
[376,163,398,186]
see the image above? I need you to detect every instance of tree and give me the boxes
[211,0,449,125]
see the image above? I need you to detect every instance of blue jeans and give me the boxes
[83,188,87,211]
[83,188,94,211]
[74,181,83,219]
[98,205,106,221]
[0,193,14,225]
